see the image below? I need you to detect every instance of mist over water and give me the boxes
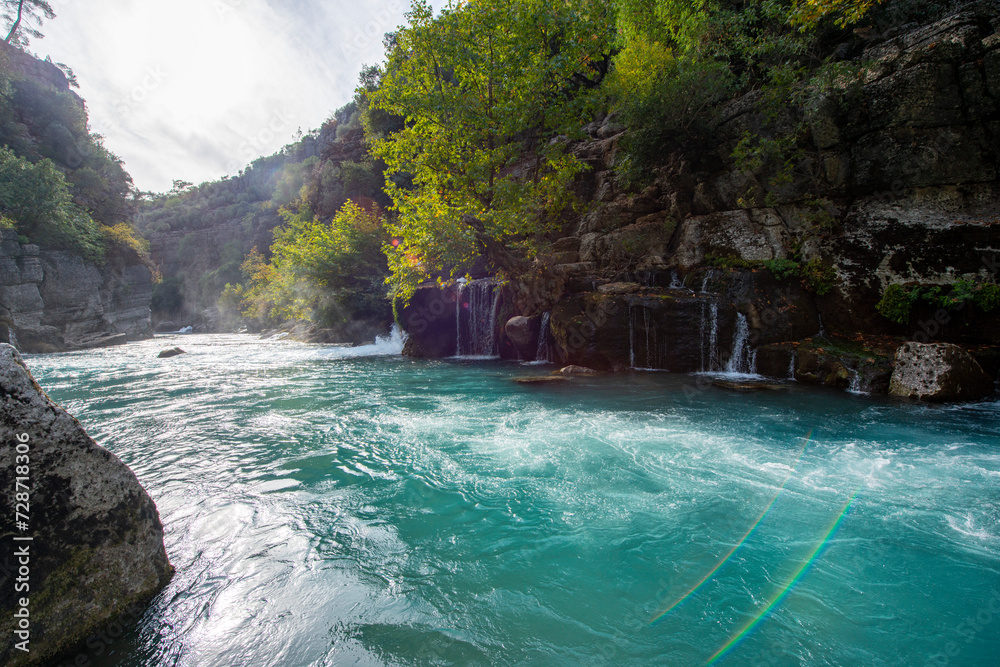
[25,335,1000,666]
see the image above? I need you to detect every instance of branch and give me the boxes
[4,0,25,44]
[461,214,524,274]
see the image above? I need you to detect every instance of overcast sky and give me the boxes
[34,0,439,193]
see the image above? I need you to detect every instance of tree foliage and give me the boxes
[370,0,615,301]
[2,0,54,48]
[0,40,143,262]
[235,201,390,327]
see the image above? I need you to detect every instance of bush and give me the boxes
[0,146,104,261]
[609,38,735,186]
[876,280,1000,324]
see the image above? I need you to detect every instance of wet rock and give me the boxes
[157,347,186,358]
[70,333,128,350]
[597,282,642,295]
[401,284,459,358]
[0,344,172,665]
[889,342,994,402]
[505,316,540,350]
[154,321,177,333]
[556,365,597,375]
[513,375,572,385]
[712,380,790,392]
[549,292,737,372]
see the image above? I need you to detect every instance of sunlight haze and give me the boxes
[38,0,430,193]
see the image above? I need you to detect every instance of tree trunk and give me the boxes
[4,0,25,44]
[461,214,524,275]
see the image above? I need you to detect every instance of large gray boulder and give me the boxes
[889,342,995,402]
[0,344,172,665]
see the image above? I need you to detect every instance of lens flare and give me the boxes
[649,431,814,624]
[706,486,861,664]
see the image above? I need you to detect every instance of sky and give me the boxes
[33,0,440,193]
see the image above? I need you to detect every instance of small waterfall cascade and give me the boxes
[788,348,797,380]
[535,312,552,363]
[724,312,757,375]
[700,301,720,372]
[455,278,501,357]
[629,305,664,370]
[847,368,864,394]
[669,271,684,289]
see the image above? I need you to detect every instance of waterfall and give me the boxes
[788,348,797,380]
[708,302,719,371]
[629,306,636,369]
[535,312,551,363]
[670,271,683,289]
[724,312,757,375]
[700,301,720,372]
[455,278,501,357]
[629,305,662,370]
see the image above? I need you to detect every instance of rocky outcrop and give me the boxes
[0,344,172,665]
[570,6,1000,343]
[393,7,1000,400]
[889,341,995,401]
[0,230,153,353]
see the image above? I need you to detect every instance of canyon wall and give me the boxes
[402,7,1000,393]
[0,230,153,352]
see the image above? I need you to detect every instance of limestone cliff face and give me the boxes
[0,344,172,665]
[567,7,1000,341]
[402,6,1000,396]
[0,230,152,352]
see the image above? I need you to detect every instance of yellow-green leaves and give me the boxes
[370,0,613,300]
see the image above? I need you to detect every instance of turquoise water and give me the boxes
[25,335,1000,666]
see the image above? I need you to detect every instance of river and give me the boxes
[25,334,1000,666]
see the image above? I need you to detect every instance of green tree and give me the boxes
[0,146,103,259]
[3,0,54,47]
[370,0,614,301]
[238,201,389,326]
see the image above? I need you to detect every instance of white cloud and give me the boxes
[37,0,430,192]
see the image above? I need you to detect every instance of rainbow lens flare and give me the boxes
[706,486,861,664]
[649,431,814,624]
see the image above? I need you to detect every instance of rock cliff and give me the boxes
[402,6,1000,399]
[0,344,172,665]
[0,230,152,352]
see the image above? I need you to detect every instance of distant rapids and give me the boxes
[25,335,1000,666]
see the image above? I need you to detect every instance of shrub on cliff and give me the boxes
[0,145,104,260]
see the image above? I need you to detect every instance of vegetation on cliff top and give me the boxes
[0,40,147,264]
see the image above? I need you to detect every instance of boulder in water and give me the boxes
[505,315,541,359]
[0,344,173,665]
[158,347,185,358]
[556,365,597,375]
[514,375,572,385]
[889,342,994,402]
